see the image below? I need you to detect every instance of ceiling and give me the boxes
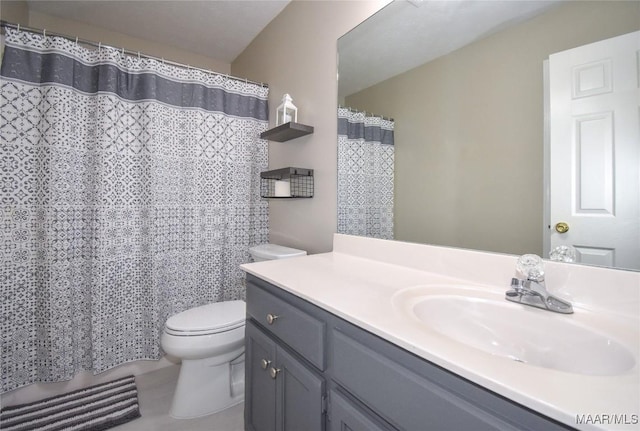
[21,0,562,89]
[338,0,562,98]
[26,0,291,63]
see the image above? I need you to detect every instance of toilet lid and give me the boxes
[165,300,246,335]
[249,243,306,260]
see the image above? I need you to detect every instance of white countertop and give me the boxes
[241,234,640,431]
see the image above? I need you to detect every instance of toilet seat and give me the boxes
[165,300,246,336]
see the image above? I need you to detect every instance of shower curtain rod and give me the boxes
[339,105,394,122]
[0,20,268,88]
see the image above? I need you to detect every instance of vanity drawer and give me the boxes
[246,280,325,370]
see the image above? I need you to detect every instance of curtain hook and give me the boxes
[162,58,165,65]
[75,36,78,46]
[98,42,101,51]
[17,23,20,32]
[121,47,124,56]
[43,28,46,37]
[137,52,141,60]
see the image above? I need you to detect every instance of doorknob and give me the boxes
[554,222,569,234]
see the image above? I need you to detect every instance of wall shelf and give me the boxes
[260,122,314,142]
[261,167,314,199]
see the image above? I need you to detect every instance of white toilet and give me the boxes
[161,300,246,418]
[160,243,306,419]
[249,243,307,262]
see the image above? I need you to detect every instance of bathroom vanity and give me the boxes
[241,234,640,431]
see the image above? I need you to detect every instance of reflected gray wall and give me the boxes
[345,1,639,256]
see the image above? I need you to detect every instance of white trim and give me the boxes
[542,59,551,259]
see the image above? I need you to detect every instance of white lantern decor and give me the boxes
[276,93,297,126]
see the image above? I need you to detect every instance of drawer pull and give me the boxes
[269,367,281,379]
[266,313,279,325]
[260,359,271,370]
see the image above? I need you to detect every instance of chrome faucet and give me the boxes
[505,254,573,314]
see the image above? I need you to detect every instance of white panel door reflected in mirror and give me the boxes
[548,31,639,270]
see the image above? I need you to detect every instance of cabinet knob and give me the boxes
[260,359,271,370]
[266,313,279,325]
[269,367,281,379]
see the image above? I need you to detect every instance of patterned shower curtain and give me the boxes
[0,28,268,392]
[337,107,394,239]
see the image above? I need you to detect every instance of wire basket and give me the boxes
[260,167,314,198]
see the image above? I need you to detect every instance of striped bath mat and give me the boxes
[0,375,141,431]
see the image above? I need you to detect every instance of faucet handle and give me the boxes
[516,254,545,281]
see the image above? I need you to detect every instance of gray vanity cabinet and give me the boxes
[245,282,325,431]
[245,274,575,431]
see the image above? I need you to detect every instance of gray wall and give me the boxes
[0,1,29,25]
[232,1,389,254]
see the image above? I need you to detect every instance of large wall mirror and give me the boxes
[337,0,639,271]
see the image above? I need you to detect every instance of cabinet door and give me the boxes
[275,347,325,431]
[246,321,277,431]
[329,390,395,431]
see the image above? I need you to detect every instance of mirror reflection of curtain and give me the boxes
[337,107,394,239]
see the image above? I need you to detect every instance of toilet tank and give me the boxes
[249,244,307,262]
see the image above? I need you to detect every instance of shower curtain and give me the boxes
[0,28,268,392]
[337,107,394,239]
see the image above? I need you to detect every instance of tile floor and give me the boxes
[114,365,244,431]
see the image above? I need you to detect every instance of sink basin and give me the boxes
[393,285,636,376]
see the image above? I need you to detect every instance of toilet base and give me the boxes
[169,351,245,419]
